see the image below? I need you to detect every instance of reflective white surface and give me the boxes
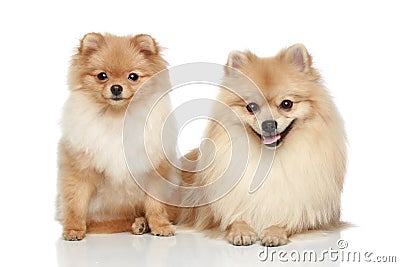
[57,230,343,267]
[54,226,399,267]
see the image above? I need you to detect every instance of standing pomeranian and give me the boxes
[57,33,176,240]
[179,44,346,246]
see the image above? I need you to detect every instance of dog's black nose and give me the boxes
[262,120,277,132]
[110,84,123,96]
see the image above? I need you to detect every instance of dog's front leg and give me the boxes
[145,196,175,236]
[59,166,100,241]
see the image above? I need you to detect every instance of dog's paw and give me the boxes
[227,229,257,246]
[227,221,257,246]
[260,226,288,247]
[150,223,175,237]
[63,229,86,241]
[132,217,149,235]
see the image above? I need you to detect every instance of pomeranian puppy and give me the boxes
[57,33,176,240]
[179,44,346,246]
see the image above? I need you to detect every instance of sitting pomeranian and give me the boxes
[57,33,176,240]
[178,44,347,246]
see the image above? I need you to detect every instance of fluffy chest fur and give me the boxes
[61,92,172,180]
[62,93,132,183]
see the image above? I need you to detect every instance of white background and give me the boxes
[0,0,399,266]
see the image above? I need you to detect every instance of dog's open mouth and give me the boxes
[251,120,295,148]
[262,134,281,147]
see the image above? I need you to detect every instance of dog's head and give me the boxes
[224,44,327,148]
[68,33,167,110]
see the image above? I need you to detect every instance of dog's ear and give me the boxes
[282,44,312,73]
[131,34,159,55]
[227,51,249,69]
[79,33,104,55]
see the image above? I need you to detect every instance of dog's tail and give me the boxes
[86,219,133,234]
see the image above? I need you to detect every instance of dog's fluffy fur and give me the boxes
[57,33,176,240]
[178,44,347,246]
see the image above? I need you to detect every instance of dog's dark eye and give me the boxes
[280,100,293,110]
[97,72,108,81]
[128,73,139,81]
[246,102,259,113]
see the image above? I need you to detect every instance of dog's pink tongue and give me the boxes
[263,134,281,145]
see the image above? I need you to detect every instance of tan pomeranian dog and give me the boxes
[57,33,176,240]
[178,44,346,246]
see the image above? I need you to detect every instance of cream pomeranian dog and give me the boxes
[57,33,177,240]
[178,44,347,246]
